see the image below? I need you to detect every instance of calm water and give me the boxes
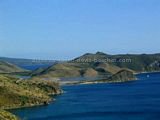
[19,64,51,70]
[10,72,160,120]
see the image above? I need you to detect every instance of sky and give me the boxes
[0,0,160,60]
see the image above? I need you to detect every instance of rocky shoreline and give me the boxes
[0,69,134,119]
[0,74,63,120]
[61,69,137,85]
[1,90,63,120]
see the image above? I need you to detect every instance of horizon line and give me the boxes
[1,51,160,60]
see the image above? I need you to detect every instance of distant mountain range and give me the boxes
[75,52,160,72]
[0,61,26,73]
[31,52,160,79]
[0,57,57,66]
[1,52,160,76]
[0,52,160,119]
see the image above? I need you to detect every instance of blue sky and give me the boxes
[0,0,160,59]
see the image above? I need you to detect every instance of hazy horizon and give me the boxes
[1,0,160,59]
[1,51,160,60]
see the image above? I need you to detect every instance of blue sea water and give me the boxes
[19,64,51,70]
[10,72,160,120]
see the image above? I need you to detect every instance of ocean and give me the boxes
[10,72,160,120]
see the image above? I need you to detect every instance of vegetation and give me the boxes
[74,52,160,72]
[31,61,122,79]
[0,74,61,109]
[0,52,160,119]
[104,69,136,82]
[0,59,62,119]
[62,69,136,85]
[0,110,19,120]
[0,74,62,119]
[31,52,159,79]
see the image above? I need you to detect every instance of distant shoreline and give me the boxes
[62,71,160,86]
[135,71,160,75]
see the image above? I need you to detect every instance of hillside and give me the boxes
[0,75,62,109]
[0,110,19,120]
[0,61,26,73]
[103,69,136,82]
[63,69,136,85]
[75,52,160,72]
[31,61,122,79]
[29,52,160,84]
[85,69,136,84]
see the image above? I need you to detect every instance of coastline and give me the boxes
[6,78,136,118]
[134,71,160,75]
[61,78,137,86]
[5,71,159,119]
[3,91,63,110]
[1,92,63,120]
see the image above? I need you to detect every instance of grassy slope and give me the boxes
[75,52,160,72]
[31,62,88,77]
[64,69,136,85]
[105,69,136,82]
[3,52,158,85]
[107,53,160,72]
[29,52,160,84]
[0,110,19,120]
[31,61,122,79]
[0,75,61,109]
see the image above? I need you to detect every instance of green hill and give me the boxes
[0,75,62,109]
[31,61,122,79]
[74,52,160,72]
[30,52,160,84]
[30,52,134,79]
[65,69,136,85]
[104,69,136,82]
[0,74,62,119]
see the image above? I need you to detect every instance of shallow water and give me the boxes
[10,72,160,120]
